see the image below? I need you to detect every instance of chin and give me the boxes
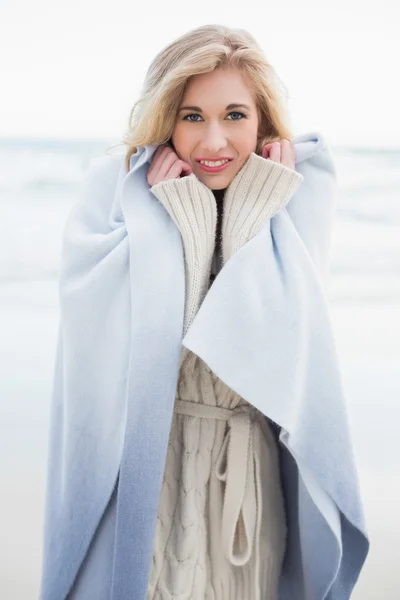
[197,174,232,190]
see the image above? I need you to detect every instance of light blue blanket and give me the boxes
[39,131,370,599]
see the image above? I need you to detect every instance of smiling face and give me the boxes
[171,67,260,189]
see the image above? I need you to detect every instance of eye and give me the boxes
[183,113,202,122]
[226,111,246,120]
[182,111,247,122]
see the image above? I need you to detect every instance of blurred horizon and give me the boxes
[1,135,400,153]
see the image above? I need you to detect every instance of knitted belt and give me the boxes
[174,399,263,571]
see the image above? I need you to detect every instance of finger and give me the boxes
[262,142,277,159]
[149,145,169,169]
[262,144,271,159]
[180,161,193,176]
[163,157,193,180]
[149,147,176,185]
[148,146,168,183]
[165,159,186,180]
[268,141,281,163]
[281,139,293,169]
[288,139,296,169]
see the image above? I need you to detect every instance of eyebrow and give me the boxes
[178,103,252,113]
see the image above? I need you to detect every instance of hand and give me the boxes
[147,144,193,186]
[261,138,295,171]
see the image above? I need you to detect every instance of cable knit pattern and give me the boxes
[222,152,304,263]
[147,160,292,599]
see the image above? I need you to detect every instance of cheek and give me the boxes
[241,121,259,152]
[171,124,191,159]
[229,121,258,156]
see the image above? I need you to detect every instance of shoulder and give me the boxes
[64,152,127,235]
[77,153,126,210]
[82,152,126,191]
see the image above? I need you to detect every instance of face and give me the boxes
[171,67,260,190]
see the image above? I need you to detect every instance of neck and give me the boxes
[212,188,226,203]
[212,188,226,246]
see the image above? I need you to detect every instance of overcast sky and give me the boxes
[0,0,399,148]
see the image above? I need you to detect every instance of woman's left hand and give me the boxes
[262,138,296,171]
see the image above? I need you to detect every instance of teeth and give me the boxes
[199,159,230,167]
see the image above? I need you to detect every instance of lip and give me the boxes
[196,157,234,161]
[196,158,233,173]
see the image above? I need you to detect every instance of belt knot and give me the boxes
[174,400,262,568]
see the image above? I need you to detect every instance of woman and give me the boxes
[39,24,369,600]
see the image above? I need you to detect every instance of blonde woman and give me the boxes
[39,24,369,600]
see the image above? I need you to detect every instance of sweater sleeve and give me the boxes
[221,152,304,264]
[150,173,217,336]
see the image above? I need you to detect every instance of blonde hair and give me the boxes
[115,24,294,173]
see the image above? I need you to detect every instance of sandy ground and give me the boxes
[0,278,399,599]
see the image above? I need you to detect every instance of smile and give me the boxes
[196,159,233,173]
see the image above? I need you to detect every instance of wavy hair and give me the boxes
[113,24,294,173]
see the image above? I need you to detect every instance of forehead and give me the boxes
[181,68,256,108]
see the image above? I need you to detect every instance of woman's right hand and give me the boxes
[147,144,193,186]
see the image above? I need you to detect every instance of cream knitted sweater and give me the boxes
[147,153,303,600]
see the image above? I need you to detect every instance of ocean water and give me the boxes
[1,138,399,296]
[0,138,399,598]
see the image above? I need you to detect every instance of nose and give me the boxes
[200,122,228,154]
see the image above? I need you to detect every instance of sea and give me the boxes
[0,137,399,598]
